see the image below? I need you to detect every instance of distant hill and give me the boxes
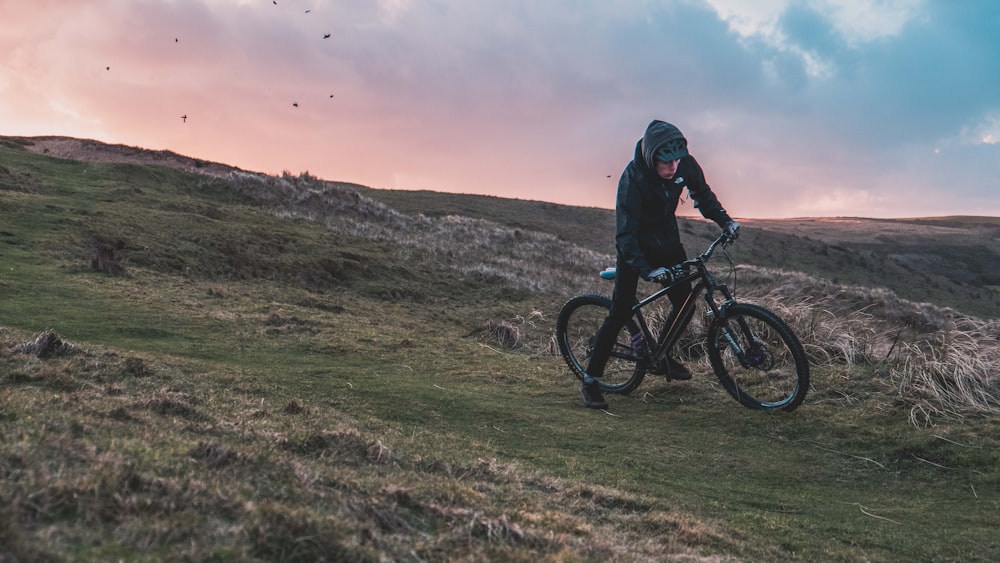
[7,134,1000,318]
[350,191,1000,319]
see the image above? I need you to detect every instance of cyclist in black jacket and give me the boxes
[582,120,740,409]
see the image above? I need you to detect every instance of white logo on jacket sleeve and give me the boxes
[673,177,685,184]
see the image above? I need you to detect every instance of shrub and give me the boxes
[90,236,128,277]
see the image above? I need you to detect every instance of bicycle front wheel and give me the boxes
[555,293,645,394]
[707,303,809,411]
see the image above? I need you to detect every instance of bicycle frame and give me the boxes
[626,235,739,369]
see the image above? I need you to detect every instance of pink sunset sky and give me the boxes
[2,0,998,218]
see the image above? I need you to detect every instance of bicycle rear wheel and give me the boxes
[707,303,809,411]
[555,293,645,394]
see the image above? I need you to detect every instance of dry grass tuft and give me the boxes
[725,265,1000,423]
[245,502,359,562]
[15,330,78,359]
[188,440,243,468]
[90,235,128,277]
[137,388,208,421]
[478,319,523,349]
[367,440,395,464]
[121,356,153,377]
[283,428,397,465]
[281,399,307,415]
[892,324,1000,425]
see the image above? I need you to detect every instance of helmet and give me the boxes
[656,136,688,162]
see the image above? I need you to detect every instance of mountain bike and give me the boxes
[555,231,809,411]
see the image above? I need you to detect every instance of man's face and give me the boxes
[656,159,680,180]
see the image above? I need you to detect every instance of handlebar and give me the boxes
[649,231,735,283]
[677,231,735,272]
[597,231,735,281]
[700,231,734,262]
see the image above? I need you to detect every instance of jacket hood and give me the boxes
[640,120,688,168]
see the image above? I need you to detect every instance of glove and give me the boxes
[646,267,672,284]
[724,220,741,240]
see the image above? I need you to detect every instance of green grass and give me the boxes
[2,140,999,561]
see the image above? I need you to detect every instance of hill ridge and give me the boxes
[4,134,999,317]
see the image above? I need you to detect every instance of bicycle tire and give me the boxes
[707,303,809,411]
[555,293,645,394]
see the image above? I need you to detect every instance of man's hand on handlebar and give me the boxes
[646,267,673,284]
[724,220,741,241]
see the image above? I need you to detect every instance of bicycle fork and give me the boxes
[700,279,769,370]
[711,311,769,369]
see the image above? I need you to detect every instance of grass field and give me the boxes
[2,138,999,561]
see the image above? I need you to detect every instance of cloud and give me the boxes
[703,0,924,80]
[813,0,924,45]
[705,0,924,47]
[959,111,1000,146]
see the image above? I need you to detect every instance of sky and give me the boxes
[2,0,999,219]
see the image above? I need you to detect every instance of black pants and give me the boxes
[586,250,691,380]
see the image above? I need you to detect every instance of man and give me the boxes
[581,120,740,409]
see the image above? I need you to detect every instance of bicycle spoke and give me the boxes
[709,304,809,411]
[555,294,645,394]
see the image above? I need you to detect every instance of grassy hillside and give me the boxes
[741,217,1000,318]
[2,138,999,561]
[355,188,1000,319]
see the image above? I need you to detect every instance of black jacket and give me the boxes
[616,122,733,279]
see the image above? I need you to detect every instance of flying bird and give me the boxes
[106,66,110,70]
[292,102,299,107]
[323,33,331,39]
[181,114,187,123]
